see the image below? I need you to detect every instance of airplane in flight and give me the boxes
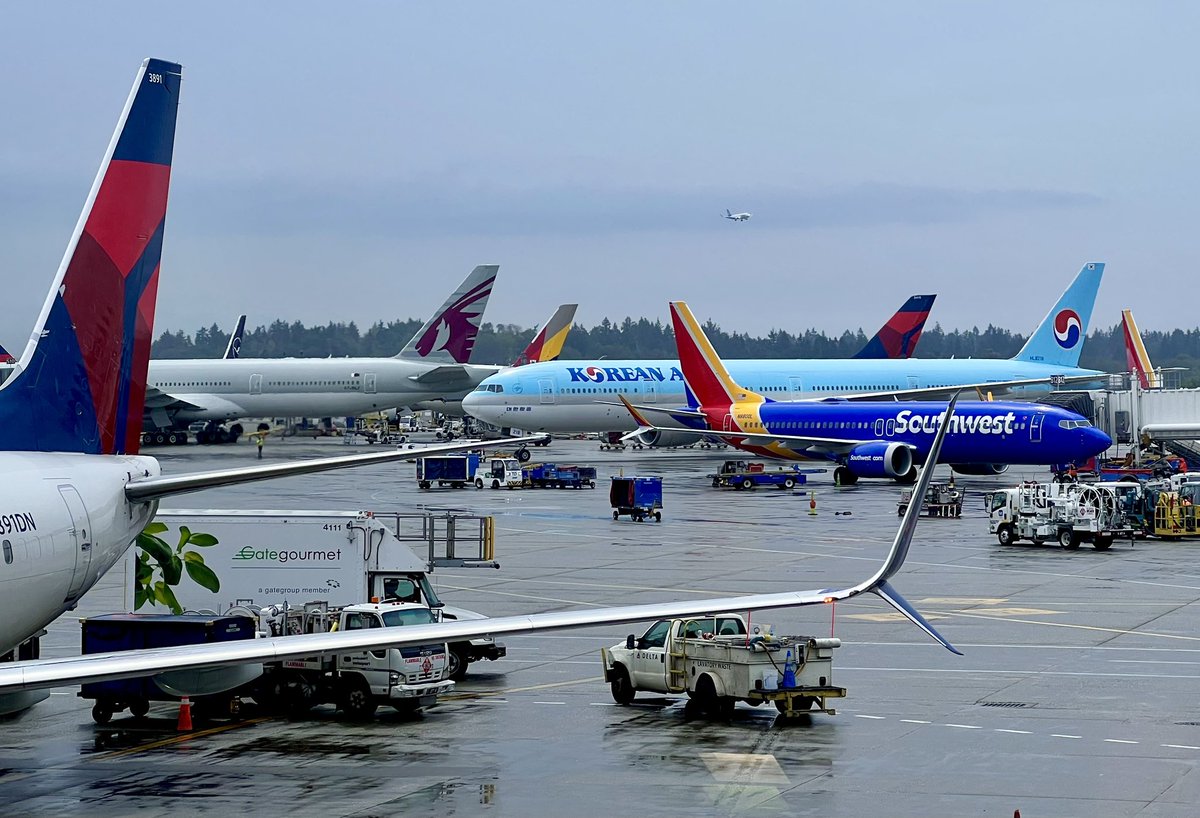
[460,263,1106,446]
[723,209,752,222]
[0,394,967,696]
[617,302,1111,484]
[0,57,536,710]
[142,264,505,443]
[222,314,247,360]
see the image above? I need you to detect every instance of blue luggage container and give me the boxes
[609,476,663,522]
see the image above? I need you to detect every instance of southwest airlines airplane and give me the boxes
[0,58,536,709]
[462,263,1105,445]
[621,303,1110,484]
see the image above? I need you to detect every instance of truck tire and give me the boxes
[475,478,484,489]
[610,665,636,705]
[694,675,733,718]
[128,697,150,719]
[91,702,114,724]
[1093,535,1113,551]
[654,512,662,522]
[712,478,721,488]
[783,477,795,490]
[339,679,378,720]
[997,525,1016,547]
[1059,529,1080,550]
[492,479,500,490]
[447,646,471,681]
[741,478,754,490]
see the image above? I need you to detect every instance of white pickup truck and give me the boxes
[601,614,845,719]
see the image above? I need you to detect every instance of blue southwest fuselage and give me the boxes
[702,399,1111,474]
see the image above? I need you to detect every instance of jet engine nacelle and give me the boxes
[949,463,1010,476]
[627,429,708,448]
[846,442,913,479]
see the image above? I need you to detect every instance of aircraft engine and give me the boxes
[949,463,1010,476]
[846,442,913,479]
[626,429,709,448]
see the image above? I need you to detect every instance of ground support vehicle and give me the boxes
[80,614,258,723]
[598,432,626,451]
[897,482,964,517]
[1141,479,1200,538]
[987,482,1137,550]
[252,601,453,719]
[709,460,808,490]
[610,476,663,522]
[417,453,481,489]
[125,510,505,679]
[473,456,526,489]
[601,614,845,720]
[140,420,244,447]
[525,462,598,489]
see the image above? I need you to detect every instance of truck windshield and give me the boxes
[381,609,437,627]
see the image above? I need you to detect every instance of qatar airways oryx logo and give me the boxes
[413,276,495,363]
[566,365,685,383]
[894,409,1017,436]
[1053,309,1082,349]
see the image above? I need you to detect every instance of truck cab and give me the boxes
[475,457,524,489]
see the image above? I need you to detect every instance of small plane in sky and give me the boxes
[722,209,752,222]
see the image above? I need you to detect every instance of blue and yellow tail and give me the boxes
[1012,262,1103,367]
[0,58,181,455]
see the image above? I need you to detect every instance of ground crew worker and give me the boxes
[256,434,264,459]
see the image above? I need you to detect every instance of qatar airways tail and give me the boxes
[398,265,497,363]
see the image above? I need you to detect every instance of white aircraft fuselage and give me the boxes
[148,357,504,421]
[0,453,160,654]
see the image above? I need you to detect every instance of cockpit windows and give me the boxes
[1057,419,1092,429]
[473,383,505,393]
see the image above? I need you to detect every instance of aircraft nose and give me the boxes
[1083,426,1112,456]
[461,390,499,422]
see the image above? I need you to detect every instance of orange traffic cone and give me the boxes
[177,696,193,731]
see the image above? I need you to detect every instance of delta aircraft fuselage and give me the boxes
[462,358,1105,433]
[148,357,504,422]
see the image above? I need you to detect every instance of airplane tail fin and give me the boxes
[1121,309,1158,389]
[852,294,936,359]
[669,302,763,409]
[512,304,577,366]
[0,58,181,455]
[398,264,498,363]
[0,345,14,365]
[223,314,247,359]
[1012,262,1103,366]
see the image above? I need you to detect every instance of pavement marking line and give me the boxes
[442,677,600,702]
[1105,739,1139,744]
[1052,734,1082,739]
[900,719,931,724]
[840,666,1200,680]
[996,729,1033,734]
[532,701,567,705]
[855,714,886,720]
[944,724,983,729]
[1163,744,1200,750]
[589,702,616,707]
[90,717,272,762]
[925,608,1200,643]
[700,752,790,786]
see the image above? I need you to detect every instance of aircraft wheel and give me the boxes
[834,466,858,486]
[516,448,531,463]
[128,697,150,719]
[896,467,918,484]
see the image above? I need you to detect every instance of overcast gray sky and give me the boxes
[1,2,1195,349]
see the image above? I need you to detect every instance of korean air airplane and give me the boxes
[462,263,1105,445]
[621,303,1111,484]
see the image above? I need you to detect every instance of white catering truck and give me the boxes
[601,614,845,719]
[124,510,506,679]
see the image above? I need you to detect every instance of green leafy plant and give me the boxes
[134,522,221,613]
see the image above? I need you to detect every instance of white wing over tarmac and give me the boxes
[0,398,962,694]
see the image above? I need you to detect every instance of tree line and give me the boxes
[151,318,1200,387]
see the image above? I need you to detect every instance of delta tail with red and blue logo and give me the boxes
[852,294,935,360]
[0,58,181,455]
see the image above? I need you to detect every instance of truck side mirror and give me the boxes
[626,635,635,650]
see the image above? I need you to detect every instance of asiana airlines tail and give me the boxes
[462,262,1106,445]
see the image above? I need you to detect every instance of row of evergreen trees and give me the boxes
[151,318,1200,387]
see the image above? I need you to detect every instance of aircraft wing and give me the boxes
[0,397,962,693]
[825,373,1106,402]
[124,436,545,503]
[408,365,474,385]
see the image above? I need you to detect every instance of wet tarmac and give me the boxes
[5,436,1200,816]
